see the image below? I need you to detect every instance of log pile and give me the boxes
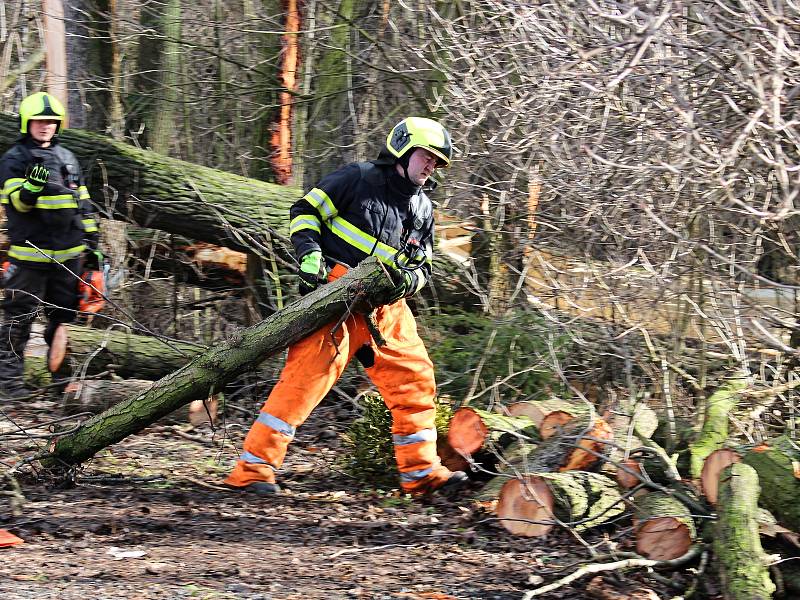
[455,373,799,598]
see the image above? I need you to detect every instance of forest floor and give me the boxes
[1,391,678,600]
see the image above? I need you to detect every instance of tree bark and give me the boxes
[0,114,299,254]
[741,435,800,531]
[42,258,393,468]
[689,376,748,478]
[714,463,776,600]
[48,323,205,380]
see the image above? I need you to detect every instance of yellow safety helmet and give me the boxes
[386,117,452,167]
[19,92,66,134]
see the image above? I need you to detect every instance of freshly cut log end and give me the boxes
[635,516,693,561]
[437,437,469,473]
[559,416,613,471]
[616,458,642,489]
[48,324,68,373]
[540,410,575,439]
[633,491,696,560]
[447,407,489,456]
[700,448,741,506]
[496,476,555,537]
[506,398,579,429]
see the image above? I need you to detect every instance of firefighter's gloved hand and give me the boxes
[23,162,49,193]
[298,251,324,296]
[387,270,413,303]
[83,248,105,271]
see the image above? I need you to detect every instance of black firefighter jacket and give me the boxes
[0,137,99,265]
[289,161,435,297]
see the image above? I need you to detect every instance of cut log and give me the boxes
[700,448,741,506]
[689,375,748,478]
[714,463,776,599]
[506,398,584,432]
[42,258,394,468]
[602,401,660,488]
[615,458,643,490]
[436,437,469,473]
[63,379,218,426]
[496,471,624,537]
[633,492,696,560]
[495,475,555,537]
[742,435,800,531]
[447,407,539,457]
[48,323,206,380]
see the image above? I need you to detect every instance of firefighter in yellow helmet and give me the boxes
[0,92,102,398]
[224,117,467,496]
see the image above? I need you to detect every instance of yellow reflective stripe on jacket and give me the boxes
[8,244,85,263]
[9,190,34,213]
[289,214,321,235]
[35,194,78,209]
[327,215,413,268]
[304,188,337,220]
[1,177,25,201]
[82,218,99,233]
[1,178,25,208]
[77,185,90,200]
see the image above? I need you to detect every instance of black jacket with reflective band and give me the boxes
[289,161,434,296]
[0,137,99,264]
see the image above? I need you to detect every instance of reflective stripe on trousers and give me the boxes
[225,264,443,489]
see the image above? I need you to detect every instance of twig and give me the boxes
[522,544,704,599]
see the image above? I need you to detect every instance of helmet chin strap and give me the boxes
[397,151,413,182]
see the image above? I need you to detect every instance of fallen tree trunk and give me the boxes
[714,463,776,599]
[48,323,206,380]
[689,375,748,478]
[62,379,218,426]
[495,471,623,537]
[42,258,393,468]
[742,435,800,531]
[0,114,298,254]
[633,491,696,560]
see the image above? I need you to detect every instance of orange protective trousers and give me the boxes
[224,265,450,494]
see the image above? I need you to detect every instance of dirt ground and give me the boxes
[1,392,677,600]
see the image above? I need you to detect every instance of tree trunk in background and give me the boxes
[302,0,354,187]
[243,0,282,182]
[42,0,68,111]
[149,0,181,155]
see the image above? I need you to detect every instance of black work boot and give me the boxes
[227,481,281,496]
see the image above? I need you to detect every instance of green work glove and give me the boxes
[387,270,413,303]
[23,162,49,193]
[298,251,324,296]
[83,248,105,271]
